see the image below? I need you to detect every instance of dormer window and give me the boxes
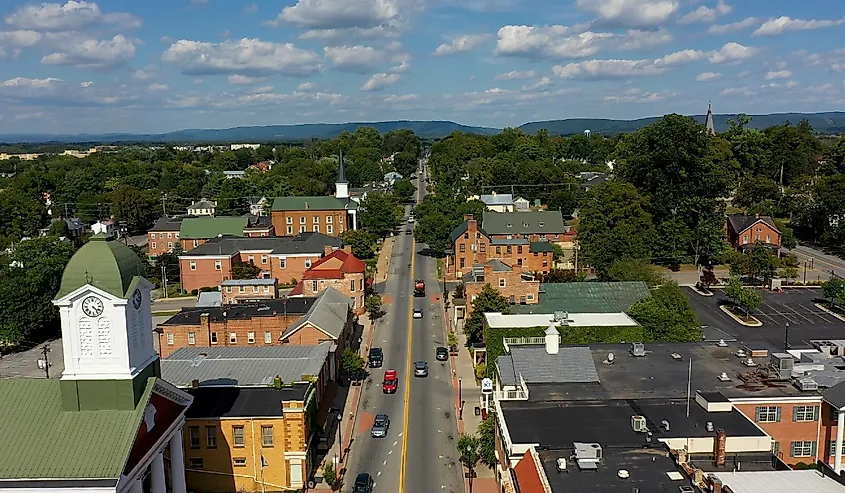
[507,223,512,228]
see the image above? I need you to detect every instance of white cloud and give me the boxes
[605,88,666,103]
[552,48,705,79]
[707,17,760,34]
[228,74,265,85]
[244,3,258,14]
[678,0,731,24]
[41,34,135,69]
[495,25,671,61]
[382,93,419,104]
[148,83,169,91]
[615,29,673,51]
[434,34,492,56]
[708,42,759,64]
[695,71,720,81]
[0,30,43,47]
[495,70,537,80]
[521,76,552,91]
[271,0,399,29]
[324,45,383,73]
[4,1,140,32]
[574,0,679,28]
[162,38,322,76]
[3,76,63,88]
[132,66,155,80]
[721,86,755,96]
[298,82,314,90]
[361,72,400,91]
[765,70,792,80]
[753,16,845,36]
[80,80,93,87]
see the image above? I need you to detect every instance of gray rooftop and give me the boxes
[196,291,222,307]
[181,232,342,257]
[161,343,331,388]
[512,281,651,314]
[498,346,600,386]
[478,193,514,206]
[482,210,566,235]
[283,286,351,340]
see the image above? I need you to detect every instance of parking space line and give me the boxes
[755,308,780,325]
[764,302,801,324]
[777,302,815,324]
[799,303,836,324]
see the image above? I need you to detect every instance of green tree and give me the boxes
[457,433,480,490]
[392,178,416,203]
[359,191,401,238]
[322,462,337,489]
[464,284,510,344]
[341,347,364,379]
[232,261,261,280]
[477,412,497,467]
[823,277,845,307]
[627,282,701,342]
[577,182,655,276]
[340,229,377,259]
[365,294,386,320]
[725,276,762,316]
[392,152,418,179]
[448,330,459,351]
[48,219,70,238]
[108,185,158,234]
[606,259,665,288]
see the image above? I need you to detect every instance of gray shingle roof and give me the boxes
[727,214,780,235]
[511,281,651,314]
[498,346,600,385]
[162,343,332,387]
[482,211,566,235]
[180,232,342,257]
[824,380,845,409]
[479,193,514,206]
[283,286,351,340]
[149,216,182,232]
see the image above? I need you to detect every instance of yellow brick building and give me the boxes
[182,384,316,492]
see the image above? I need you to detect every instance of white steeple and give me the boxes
[336,149,349,200]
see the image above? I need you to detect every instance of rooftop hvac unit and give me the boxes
[771,353,794,380]
[574,442,603,460]
[679,487,695,493]
[631,415,648,432]
[556,458,567,472]
[798,377,819,391]
[631,343,646,357]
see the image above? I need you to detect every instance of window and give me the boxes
[239,286,245,293]
[312,280,319,292]
[830,441,845,456]
[496,246,501,255]
[265,331,272,344]
[229,332,237,344]
[189,458,203,469]
[233,457,247,467]
[742,235,748,244]
[264,286,270,292]
[350,279,356,292]
[286,217,293,224]
[360,279,364,291]
[313,225,320,233]
[190,261,196,271]
[261,255,268,264]
[756,234,761,242]
[793,405,819,422]
[167,242,173,249]
[499,278,506,288]
[233,426,245,447]
[460,258,465,268]
[755,406,781,423]
[339,216,343,223]
[460,244,466,253]
[313,216,320,224]
[206,426,217,448]
[833,409,841,421]
[261,425,274,447]
[517,258,523,266]
[517,246,523,254]
[790,440,816,458]
[159,233,164,239]
[326,215,333,223]
[188,332,196,345]
[248,332,255,344]
[480,243,486,253]
[151,242,157,249]
[300,216,306,224]
[251,286,258,293]
[214,260,221,271]
[175,232,179,238]
[166,333,174,345]
[305,259,312,268]
[189,426,200,448]
[287,226,293,235]
[527,294,535,301]
[167,232,173,238]
[210,332,218,344]
[247,255,255,263]
[766,234,771,243]
[279,258,287,269]
[543,260,548,267]
[327,225,333,234]
[300,225,307,233]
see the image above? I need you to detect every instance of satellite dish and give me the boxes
[607,352,615,362]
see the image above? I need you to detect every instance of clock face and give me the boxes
[81,296,104,317]
[132,289,142,309]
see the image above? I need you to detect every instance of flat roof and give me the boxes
[538,447,685,492]
[710,470,845,493]
[186,385,311,418]
[500,398,765,450]
[159,297,316,326]
[485,312,638,329]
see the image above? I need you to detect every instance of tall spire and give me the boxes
[705,101,716,136]
[335,149,349,199]
[338,149,347,184]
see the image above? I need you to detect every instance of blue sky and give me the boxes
[0,0,843,134]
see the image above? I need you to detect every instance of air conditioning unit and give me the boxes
[574,442,603,460]
[631,343,646,357]
[631,415,648,432]
[798,377,819,391]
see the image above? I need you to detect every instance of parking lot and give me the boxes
[686,287,845,347]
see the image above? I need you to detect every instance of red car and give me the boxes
[383,370,398,394]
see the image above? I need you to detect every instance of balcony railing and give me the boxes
[502,335,559,352]
[494,373,529,401]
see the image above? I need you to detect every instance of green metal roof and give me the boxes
[271,196,351,211]
[179,216,248,239]
[56,233,147,299]
[511,281,651,314]
[0,378,154,480]
[481,211,566,235]
[529,242,555,253]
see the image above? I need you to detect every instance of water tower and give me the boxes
[584,129,591,136]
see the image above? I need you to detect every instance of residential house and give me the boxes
[156,297,317,358]
[0,234,194,493]
[727,214,782,252]
[578,172,610,191]
[463,259,540,305]
[188,198,217,217]
[221,278,278,304]
[509,281,651,315]
[249,161,274,173]
[230,143,261,151]
[289,247,367,313]
[92,217,120,238]
[513,196,530,211]
[384,171,402,185]
[148,216,183,258]
[180,215,275,251]
[249,197,269,216]
[447,212,573,280]
[242,214,274,237]
[468,192,515,212]
[270,151,358,235]
[223,170,246,179]
[348,182,388,205]
[177,232,343,294]
[280,287,355,356]
[40,216,85,239]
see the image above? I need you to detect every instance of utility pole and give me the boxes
[161,194,167,216]
[162,264,168,299]
[37,344,52,378]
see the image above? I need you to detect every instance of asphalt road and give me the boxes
[344,160,462,492]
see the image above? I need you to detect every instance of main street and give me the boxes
[343,161,463,492]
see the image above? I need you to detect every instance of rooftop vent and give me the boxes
[706,421,714,432]
[798,377,819,391]
[556,458,567,472]
[631,343,646,357]
[670,353,682,361]
[743,358,757,367]
[679,487,695,493]
[618,469,630,479]
[603,352,615,365]
[304,201,309,209]
[717,339,728,347]
[718,372,731,381]
[631,415,648,432]
[661,420,670,432]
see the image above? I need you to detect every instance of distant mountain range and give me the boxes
[1,112,843,144]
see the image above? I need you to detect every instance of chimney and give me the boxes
[343,245,352,254]
[200,312,210,329]
[305,201,309,209]
[191,379,200,388]
[714,429,727,466]
[323,244,334,256]
[545,324,559,354]
[711,478,723,493]
[464,214,474,221]
[754,213,759,219]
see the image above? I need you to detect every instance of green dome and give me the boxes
[56,233,147,300]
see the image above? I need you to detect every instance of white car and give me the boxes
[413,309,423,319]
[408,217,415,223]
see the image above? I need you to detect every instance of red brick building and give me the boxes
[178,232,343,294]
[463,259,540,305]
[221,278,278,304]
[727,214,782,252]
[148,216,183,259]
[289,248,367,313]
[148,215,274,259]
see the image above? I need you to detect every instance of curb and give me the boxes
[718,304,763,327]
[816,303,845,322]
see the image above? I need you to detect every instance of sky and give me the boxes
[0,0,843,134]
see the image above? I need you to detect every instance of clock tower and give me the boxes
[52,233,160,410]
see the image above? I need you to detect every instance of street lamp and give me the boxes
[458,377,463,420]
[784,321,790,352]
[465,444,475,493]
[337,412,344,463]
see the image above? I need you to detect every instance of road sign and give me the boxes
[481,378,493,395]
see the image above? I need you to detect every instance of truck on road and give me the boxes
[414,279,425,297]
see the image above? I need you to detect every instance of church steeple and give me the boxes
[705,102,716,136]
[336,149,349,199]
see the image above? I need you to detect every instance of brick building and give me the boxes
[463,259,540,305]
[447,211,572,280]
[727,214,782,252]
[270,151,358,236]
[148,215,274,259]
[148,216,183,259]
[221,278,278,304]
[280,287,355,355]
[177,232,343,294]
[156,297,317,357]
[289,248,367,313]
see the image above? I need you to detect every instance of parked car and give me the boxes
[406,229,412,235]
[371,413,390,438]
[368,347,383,368]
[414,361,429,377]
[383,370,398,393]
[353,473,374,493]
[413,308,423,319]
[436,346,449,361]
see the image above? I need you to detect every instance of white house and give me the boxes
[92,218,120,238]
[187,198,216,216]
